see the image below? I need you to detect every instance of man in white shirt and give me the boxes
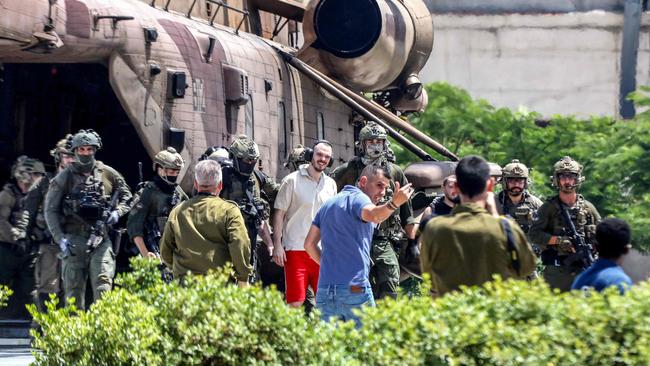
[272,141,337,307]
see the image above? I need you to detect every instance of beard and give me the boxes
[312,161,327,172]
[508,188,523,196]
[561,184,575,193]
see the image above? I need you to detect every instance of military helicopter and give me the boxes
[0,0,457,189]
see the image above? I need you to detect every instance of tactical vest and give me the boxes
[539,195,599,265]
[498,191,540,233]
[2,183,25,229]
[134,180,186,232]
[551,196,598,241]
[61,163,114,226]
[220,166,269,222]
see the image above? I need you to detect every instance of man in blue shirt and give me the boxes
[304,165,414,327]
[571,218,633,294]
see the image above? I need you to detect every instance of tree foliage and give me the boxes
[392,82,650,251]
[30,258,650,365]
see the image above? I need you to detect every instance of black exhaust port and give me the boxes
[313,0,382,59]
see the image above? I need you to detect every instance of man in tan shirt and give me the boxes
[161,160,252,284]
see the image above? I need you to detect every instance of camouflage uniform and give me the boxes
[127,147,187,256]
[204,136,279,282]
[44,130,132,309]
[330,123,415,299]
[13,137,72,312]
[496,160,543,234]
[529,156,601,292]
[0,157,44,318]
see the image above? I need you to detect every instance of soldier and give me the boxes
[284,144,308,172]
[330,122,417,299]
[202,135,279,282]
[0,156,46,318]
[44,129,132,309]
[496,160,543,234]
[420,156,536,297]
[12,138,74,313]
[127,147,187,259]
[529,156,601,292]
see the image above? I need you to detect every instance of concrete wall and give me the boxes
[420,11,650,117]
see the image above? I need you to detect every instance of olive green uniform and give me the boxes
[330,156,415,299]
[496,191,543,234]
[220,167,278,282]
[13,174,62,311]
[529,195,600,292]
[0,182,35,318]
[160,194,252,281]
[44,161,132,309]
[420,203,537,297]
[127,179,187,254]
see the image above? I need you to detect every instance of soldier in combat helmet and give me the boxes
[0,156,46,318]
[529,156,601,292]
[12,137,75,313]
[496,159,543,235]
[201,135,278,282]
[44,129,132,309]
[330,122,417,299]
[127,147,187,259]
[285,145,309,173]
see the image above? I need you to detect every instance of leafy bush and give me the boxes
[31,258,349,365]
[31,259,650,365]
[393,82,650,251]
[0,285,11,308]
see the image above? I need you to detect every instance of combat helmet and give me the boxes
[153,147,184,170]
[552,156,584,188]
[358,122,388,142]
[230,135,260,160]
[357,122,388,158]
[68,129,102,151]
[230,135,259,176]
[201,146,233,167]
[12,156,46,185]
[285,144,308,172]
[502,159,529,189]
[50,134,74,165]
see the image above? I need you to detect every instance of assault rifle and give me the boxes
[559,203,595,270]
[86,190,120,252]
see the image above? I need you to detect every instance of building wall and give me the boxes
[420,11,650,117]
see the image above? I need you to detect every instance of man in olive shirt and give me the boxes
[160,160,252,285]
[420,155,536,297]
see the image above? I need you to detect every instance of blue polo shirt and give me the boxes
[313,185,374,287]
[571,259,633,294]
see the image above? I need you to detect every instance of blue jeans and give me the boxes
[316,284,375,328]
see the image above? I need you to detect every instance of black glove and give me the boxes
[404,238,420,264]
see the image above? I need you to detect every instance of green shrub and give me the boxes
[31,259,650,365]
[0,285,11,308]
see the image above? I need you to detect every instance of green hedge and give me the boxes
[0,285,11,308]
[30,258,650,365]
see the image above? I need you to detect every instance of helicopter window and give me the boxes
[279,101,287,157]
[317,111,325,140]
[245,94,254,138]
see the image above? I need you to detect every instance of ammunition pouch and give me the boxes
[77,191,105,221]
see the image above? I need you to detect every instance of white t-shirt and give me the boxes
[274,164,337,251]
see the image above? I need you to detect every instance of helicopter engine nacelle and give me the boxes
[299,0,433,102]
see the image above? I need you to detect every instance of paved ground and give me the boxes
[0,346,35,366]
